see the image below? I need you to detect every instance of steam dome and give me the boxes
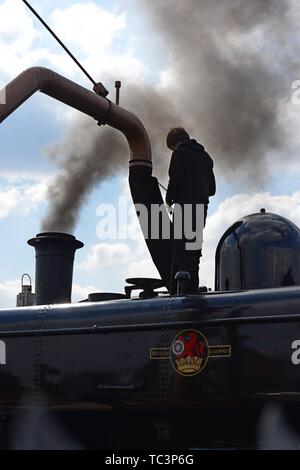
[215,210,300,291]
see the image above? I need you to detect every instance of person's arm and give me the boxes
[166,149,183,205]
[209,165,216,196]
[204,151,216,197]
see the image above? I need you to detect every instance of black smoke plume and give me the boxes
[42,0,296,232]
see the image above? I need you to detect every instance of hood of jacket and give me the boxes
[178,139,204,153]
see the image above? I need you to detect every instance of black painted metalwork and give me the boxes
[0,283,299,447]
[215,211,300,291]
[28,232,83,305]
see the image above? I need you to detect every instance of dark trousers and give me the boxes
[170,203,207,294]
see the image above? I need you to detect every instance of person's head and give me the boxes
[166,127,190,150]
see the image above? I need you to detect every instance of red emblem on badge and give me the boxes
[170,330,209,376]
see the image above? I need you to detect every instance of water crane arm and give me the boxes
[0,67,173,286]
[0,67,151,167]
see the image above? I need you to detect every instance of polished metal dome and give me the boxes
[215,210,300,291]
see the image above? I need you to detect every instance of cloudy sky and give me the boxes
[1,0,300,306]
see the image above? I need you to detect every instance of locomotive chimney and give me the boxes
[28,232,84,305]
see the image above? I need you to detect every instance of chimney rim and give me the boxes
[28,231,84,249]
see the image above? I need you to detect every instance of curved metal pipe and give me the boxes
[0,67,173,287]
[0,66,152,168]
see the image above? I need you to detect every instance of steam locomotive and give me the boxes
[1,68,300,449]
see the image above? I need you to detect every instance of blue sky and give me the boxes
[1,0,300,306]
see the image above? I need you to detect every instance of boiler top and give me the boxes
[215,211,300,291]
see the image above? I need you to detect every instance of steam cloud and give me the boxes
[42,0,297,233]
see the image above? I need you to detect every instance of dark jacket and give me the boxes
[166,139,216,205]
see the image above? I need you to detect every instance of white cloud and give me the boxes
[0,170,49,184]
[0,187,19,218]
[125,254,160,279]
[0,180,48,219]
[79,192,160,278]
[80,242,131,270]
[0,278,19,307]
[51,3,125,57]
[80,180,155,275]
[22,182,49,209]
[0,0,43,77]
[51,3,146,82]
[72,282,99,302]
[77,236,160,294]
[0,0,145,85]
